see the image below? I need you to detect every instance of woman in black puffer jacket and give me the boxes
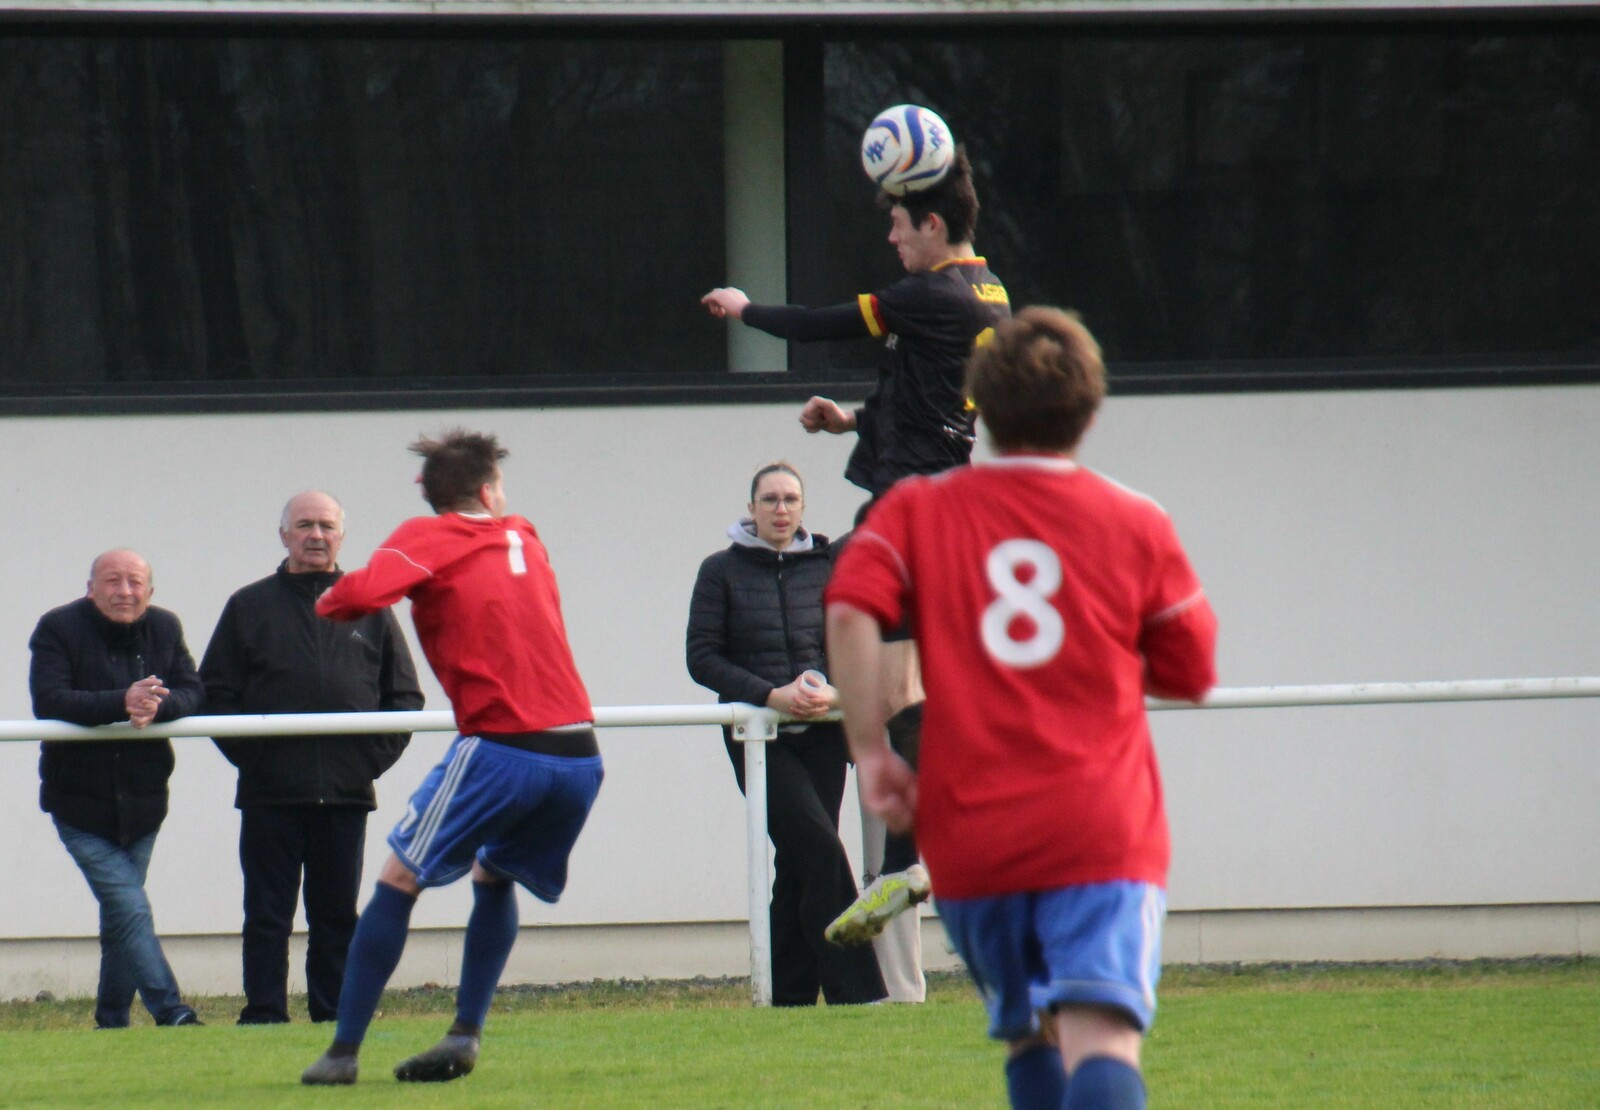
[686,462,886,1007]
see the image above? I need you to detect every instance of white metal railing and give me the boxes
[5,675,1599,1006]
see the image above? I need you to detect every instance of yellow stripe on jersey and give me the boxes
[858,293,885,338]
[964,328,998,412]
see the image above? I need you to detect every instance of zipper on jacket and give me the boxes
[311,589,328,805]
[776,555,797,681]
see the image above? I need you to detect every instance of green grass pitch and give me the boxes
[1,961,1597,1107]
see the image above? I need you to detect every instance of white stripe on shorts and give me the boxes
[1138,884,1163,1008]
[408,736,479,866]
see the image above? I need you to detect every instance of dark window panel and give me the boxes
[0,34,727,388]
[2,19,1598,411]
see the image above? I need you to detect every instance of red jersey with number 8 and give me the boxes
[826,457,1217,899]
[317,513,593,736]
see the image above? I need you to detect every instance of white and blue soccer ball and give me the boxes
[859,104,955,196]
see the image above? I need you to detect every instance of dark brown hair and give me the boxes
[410,428,508,512]
[749,461,803,502]
[878,148,980,245]
[966,307,1105,453]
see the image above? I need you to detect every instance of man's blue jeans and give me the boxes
[53,819,186,1027]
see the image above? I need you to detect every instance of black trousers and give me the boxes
[725,723,887,1007]
[238,805,367,1023]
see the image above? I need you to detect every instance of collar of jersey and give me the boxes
[979,455,1079,472]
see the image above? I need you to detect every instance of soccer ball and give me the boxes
[860,104,955,196]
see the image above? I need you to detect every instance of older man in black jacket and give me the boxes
[201,490,422,1025]
[31,548,204,1028]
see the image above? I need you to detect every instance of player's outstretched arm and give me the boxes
[316,548,430,621]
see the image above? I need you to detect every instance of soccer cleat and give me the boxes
[394,1033,479,1082]
[825,864,931,947]
[301,1051,359,1086]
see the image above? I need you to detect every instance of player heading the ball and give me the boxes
[703,105,1009,502]
[705,105,1010,1002]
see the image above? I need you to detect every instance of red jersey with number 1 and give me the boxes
[316,512,593,737]
[826,457,1217,899]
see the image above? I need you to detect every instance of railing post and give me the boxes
[733,705,780,1007]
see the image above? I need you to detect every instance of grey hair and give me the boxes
[280,491,346,533]
[88,548,152,586]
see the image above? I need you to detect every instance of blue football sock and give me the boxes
[456,879,519,1032]
[1065,1055,1146,1110]
[1004,1042,1066,1110]
[331,882,417,1049]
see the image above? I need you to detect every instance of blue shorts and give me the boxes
[938,881,1166,1041]
[389,734,604,902]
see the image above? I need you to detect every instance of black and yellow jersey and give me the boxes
[741,257,1010,497]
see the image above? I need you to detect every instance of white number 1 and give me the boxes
[506,530,527,576]
[980,539,1064,667]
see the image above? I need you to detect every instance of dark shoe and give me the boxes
[94,1005,131,1029]
[301,1051,358,1086]
[237,1011,289,1025]
[160,1007,203,1027]
[394,1034,479,1082]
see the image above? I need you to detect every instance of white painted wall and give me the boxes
[1,384,1596,948]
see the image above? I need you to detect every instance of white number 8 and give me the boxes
[981,539,1064,668]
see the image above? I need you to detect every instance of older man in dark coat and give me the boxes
[31,548,204,1028]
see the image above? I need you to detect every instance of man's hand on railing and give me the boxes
[124,676,169,729]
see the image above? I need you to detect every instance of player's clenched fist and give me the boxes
[700,287,750,320]
[799,396,856,435]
